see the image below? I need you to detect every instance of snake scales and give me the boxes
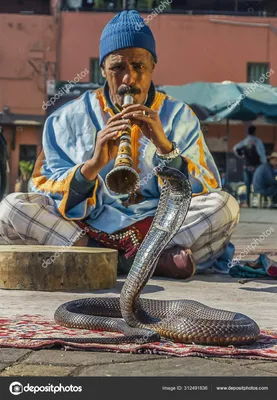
[54,166,260,346]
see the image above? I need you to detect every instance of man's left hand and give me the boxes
[120,104,172,154]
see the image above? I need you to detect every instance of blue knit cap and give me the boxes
[99,10,157,66]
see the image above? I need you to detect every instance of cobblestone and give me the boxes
[22,349,167,366]
[77,357,277,377]
[0,348,31,363]
[1,364,74,377]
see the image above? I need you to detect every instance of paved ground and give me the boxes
[0,208,277,377]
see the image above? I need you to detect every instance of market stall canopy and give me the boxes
[160,82,277,123]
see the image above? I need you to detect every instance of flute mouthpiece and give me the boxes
[118,86,134,105]
[123,94,134,105]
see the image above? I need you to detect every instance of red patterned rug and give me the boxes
[0,315,277,360]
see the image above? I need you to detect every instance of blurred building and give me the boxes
[42,0,277,181]
[1,0,277,190]
[0,0,56,192]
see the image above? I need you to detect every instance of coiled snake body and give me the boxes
[54,166,260,346]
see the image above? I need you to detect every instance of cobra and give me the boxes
[53,166,260,346]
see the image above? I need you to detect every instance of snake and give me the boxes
[52,165,260,346]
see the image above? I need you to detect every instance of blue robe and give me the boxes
[31,88,221,234]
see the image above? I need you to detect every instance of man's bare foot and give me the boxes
[154,246,196,279]
[73,235,89,247]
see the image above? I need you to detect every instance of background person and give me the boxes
[233,125,267,207]
[253,152,277,207]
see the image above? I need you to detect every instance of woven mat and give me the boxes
[1,315,277,360]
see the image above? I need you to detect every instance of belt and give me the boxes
[76,217,153,258]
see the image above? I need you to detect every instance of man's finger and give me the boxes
[106,113,130,125]
[100,124,128,138]
[106,118,130,127]
[121,111,153,122]
[104,131,123,142]
[121,104,151,113]
[102,128,126,141]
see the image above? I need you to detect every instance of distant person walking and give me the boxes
[233,126,267,207]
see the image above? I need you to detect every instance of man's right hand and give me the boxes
[81,115,131,181]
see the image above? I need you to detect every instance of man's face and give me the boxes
[270,157,277,168]
[101,48,155,106]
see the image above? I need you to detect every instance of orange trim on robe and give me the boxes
[32,157,99,220]
[196,135,218,189]
[32,150,45,179]
[158,157,209,197]
[32,164,79,194]
[130,125,141,173]
[58,170,99,220]
[95,88,114,116]
[182,156,209,196]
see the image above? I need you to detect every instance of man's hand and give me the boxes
[119,104,172,154]
[81,115,130,180]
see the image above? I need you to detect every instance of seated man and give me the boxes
[253,152,277,206]
[0,11,239,279]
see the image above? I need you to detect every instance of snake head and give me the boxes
[154,158,189,181]
[154,163,191,195]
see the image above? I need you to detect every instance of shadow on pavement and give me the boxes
[239,286,277,293]
[52,280,165,295]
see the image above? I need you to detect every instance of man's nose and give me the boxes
[122,67,137,86]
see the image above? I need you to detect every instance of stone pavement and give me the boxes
[232,208,277,258]
[0,208,277,377]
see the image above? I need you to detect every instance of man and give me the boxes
[253,152,277,206]
[0,10,239,279]
[233,125,267,207]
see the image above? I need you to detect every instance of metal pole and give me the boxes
[226,119,230,186]
[235,0,239,12]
